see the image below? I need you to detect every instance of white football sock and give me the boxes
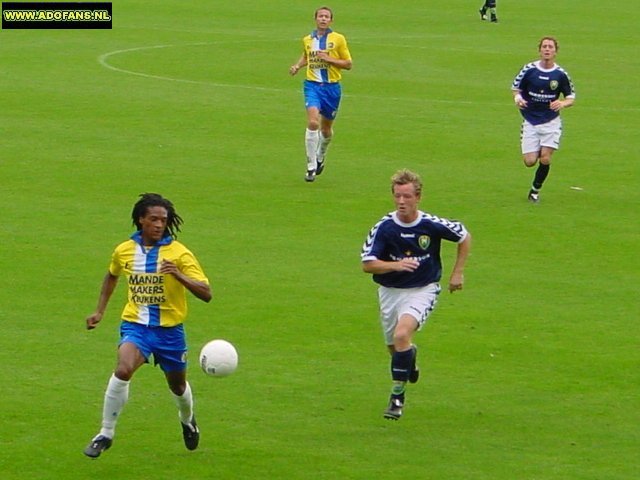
[172,381,194,425]
[305,128,319,170]
[317,131,333,162]
[99,374,130,439]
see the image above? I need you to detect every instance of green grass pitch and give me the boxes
[0,1,638,479]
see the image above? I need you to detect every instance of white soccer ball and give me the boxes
[199,339,238,377]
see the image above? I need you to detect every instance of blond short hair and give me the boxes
[390,169,422,196]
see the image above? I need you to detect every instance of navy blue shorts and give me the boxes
[304,80,342,120]
[119,321,187,373]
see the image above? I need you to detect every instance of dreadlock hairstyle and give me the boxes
[131,193,184,239]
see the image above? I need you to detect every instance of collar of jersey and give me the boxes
[391,211,423,228]
[130,231,173,247]
[311,28,332,39]
[534,60,558,73]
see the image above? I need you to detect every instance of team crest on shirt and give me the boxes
[550,80,559,90]
[418,235,430,250]
[328,42,334,49]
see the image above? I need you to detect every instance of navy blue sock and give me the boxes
[391,349,414,382]
[533,163,550,190]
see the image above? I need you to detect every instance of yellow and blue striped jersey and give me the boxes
[302,29,351,83]
[109,233,209,327]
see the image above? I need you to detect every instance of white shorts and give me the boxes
[378,283,441,346]
[521,117,562,154]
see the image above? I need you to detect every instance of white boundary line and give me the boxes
[98,42,287,92]
[97,42,639,111]
[97,42,480,106]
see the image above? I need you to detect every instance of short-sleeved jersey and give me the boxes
[109,232,209,327]
[361,211,468,288]
[511,60,576,125]
[302,29,351,83]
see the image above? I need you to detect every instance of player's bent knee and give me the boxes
[114,367,134,381]
[307,118,320,130]
[169,383,186,396]
[392,331,413,349]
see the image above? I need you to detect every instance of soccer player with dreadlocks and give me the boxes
[83,193,212,458]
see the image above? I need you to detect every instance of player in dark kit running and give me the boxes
[361,170,472,420]
[512,37,576,203]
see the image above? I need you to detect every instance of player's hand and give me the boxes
[515,97,528,108]
[316,51,331,62]
[86,312,103,330]
[289,65,300,76]
[395,257,420,272]
[159,259,178,275]
[448,272,464,293]
[550,100,564,111]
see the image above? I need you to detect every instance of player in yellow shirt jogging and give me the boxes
[83,193,212,458]
[289,6,352,182]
